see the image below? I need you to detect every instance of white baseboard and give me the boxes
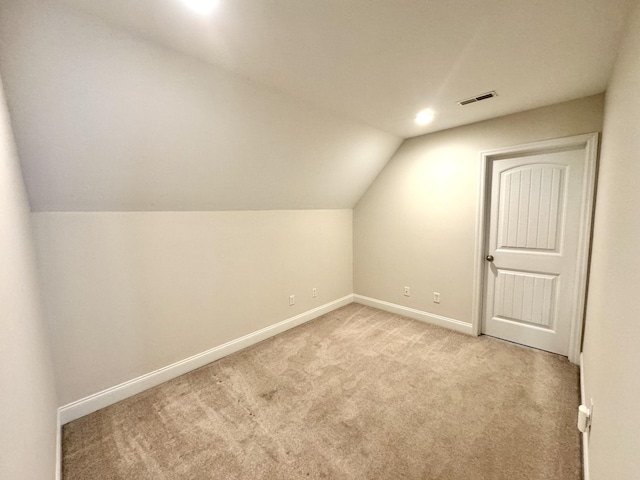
[59,294,353,425]
[580,352,590,480]
[55,409,61,480]
[353,294,473,335]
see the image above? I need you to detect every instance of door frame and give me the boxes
[470,133,599,364]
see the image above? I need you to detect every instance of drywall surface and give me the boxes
[582,2,640,478]
[354,95,604,324]
[0,77,58,478]
[32,210,353,405]
[0,0,401,211]
[53,0,632,138]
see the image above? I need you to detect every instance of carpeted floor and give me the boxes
[62,303,582,479]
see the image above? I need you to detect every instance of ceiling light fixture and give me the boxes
[415,109,435,125]
[183,0,217,15]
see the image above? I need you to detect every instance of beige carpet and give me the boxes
[62,303,581,479]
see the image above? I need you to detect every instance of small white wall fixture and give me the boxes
[471,133,599,364]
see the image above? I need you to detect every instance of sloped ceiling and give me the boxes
[54,0,633,137]
[0,0,634,211]
[0,0,402,211]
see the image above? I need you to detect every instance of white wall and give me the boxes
[582,1,640,478]
[354,95,604,324]
[0,77,58,478]
[32,210,352,406]
[0,0,401,212]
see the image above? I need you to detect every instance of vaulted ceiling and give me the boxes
[55,0,635,137]
[0,0,634,211]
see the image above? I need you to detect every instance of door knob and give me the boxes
[486,255,494,262]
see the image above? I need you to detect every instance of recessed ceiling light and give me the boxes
[415,109,435,125]
[183,0,217,15]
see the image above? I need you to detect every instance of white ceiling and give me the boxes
[0,0,401,211]
[0,0,634,211]
[56,0,634,138]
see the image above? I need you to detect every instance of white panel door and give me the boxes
[482,147,588,355]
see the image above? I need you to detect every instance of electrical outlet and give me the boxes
[404,286,410,296]
[433,292,440,303]
[312,288,317,298]
[289,295,295,306]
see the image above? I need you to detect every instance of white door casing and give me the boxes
[471,134,598,363]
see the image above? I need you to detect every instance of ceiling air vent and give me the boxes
[457,91,497,106]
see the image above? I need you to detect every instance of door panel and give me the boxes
[493,269,557,328]
[497,165,565,251]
